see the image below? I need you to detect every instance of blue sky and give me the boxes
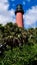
[0,0,37,28]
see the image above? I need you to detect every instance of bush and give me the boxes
[0,44,37,65]
[0,22,37,65]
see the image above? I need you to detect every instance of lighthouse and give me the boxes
[15,4,24,27]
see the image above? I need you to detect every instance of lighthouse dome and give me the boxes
[15,4,24,15]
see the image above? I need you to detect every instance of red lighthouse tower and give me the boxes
[15,4,24,27]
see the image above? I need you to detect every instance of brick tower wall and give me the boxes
[16,12,24,27]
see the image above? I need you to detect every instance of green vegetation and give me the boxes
[0,22,37,65]
[0,44,37,65]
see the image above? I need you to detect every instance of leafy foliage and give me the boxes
[0,22,37,65]
[0,44,37,65]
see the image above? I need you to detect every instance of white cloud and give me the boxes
[24,6,37,28]
[0,0,8,3]
[0,0,9,11]
[0,0,15,25]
